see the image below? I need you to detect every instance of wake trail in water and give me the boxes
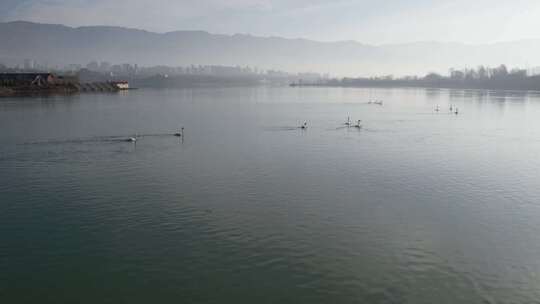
[20,133,179,146]
[263,126,305,131]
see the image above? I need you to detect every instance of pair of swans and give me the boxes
[437,105,459,115]
[345,117,362,128]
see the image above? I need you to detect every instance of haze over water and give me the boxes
[2,87,540,303]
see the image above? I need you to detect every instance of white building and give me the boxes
[111,81,129,90]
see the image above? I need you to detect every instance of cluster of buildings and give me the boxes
[80,61,326,80]
[2,58,326,79]
[0,59,329,89]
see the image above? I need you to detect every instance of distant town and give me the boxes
[3,59,540,97]
[2,59,326,84]
[0,59,330,96]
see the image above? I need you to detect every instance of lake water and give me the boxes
[2,87,540,303]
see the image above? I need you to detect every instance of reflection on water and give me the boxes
[448,88,537,103]
[1,87,540,303]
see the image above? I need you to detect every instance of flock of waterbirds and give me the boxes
[120,118,362,144]
[123,100,465,143]
[121,100,379,142]
[35,100,463,145]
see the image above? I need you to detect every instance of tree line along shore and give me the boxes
[293,65,540,91]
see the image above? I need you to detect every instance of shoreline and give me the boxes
[292,82,540,93]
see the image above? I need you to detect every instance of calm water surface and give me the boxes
[2,87,540,303]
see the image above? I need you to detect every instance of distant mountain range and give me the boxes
[1,21,540,76]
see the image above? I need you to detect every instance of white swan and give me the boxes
[174,127,184,137]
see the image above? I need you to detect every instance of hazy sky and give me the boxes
[2,0,540,44]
